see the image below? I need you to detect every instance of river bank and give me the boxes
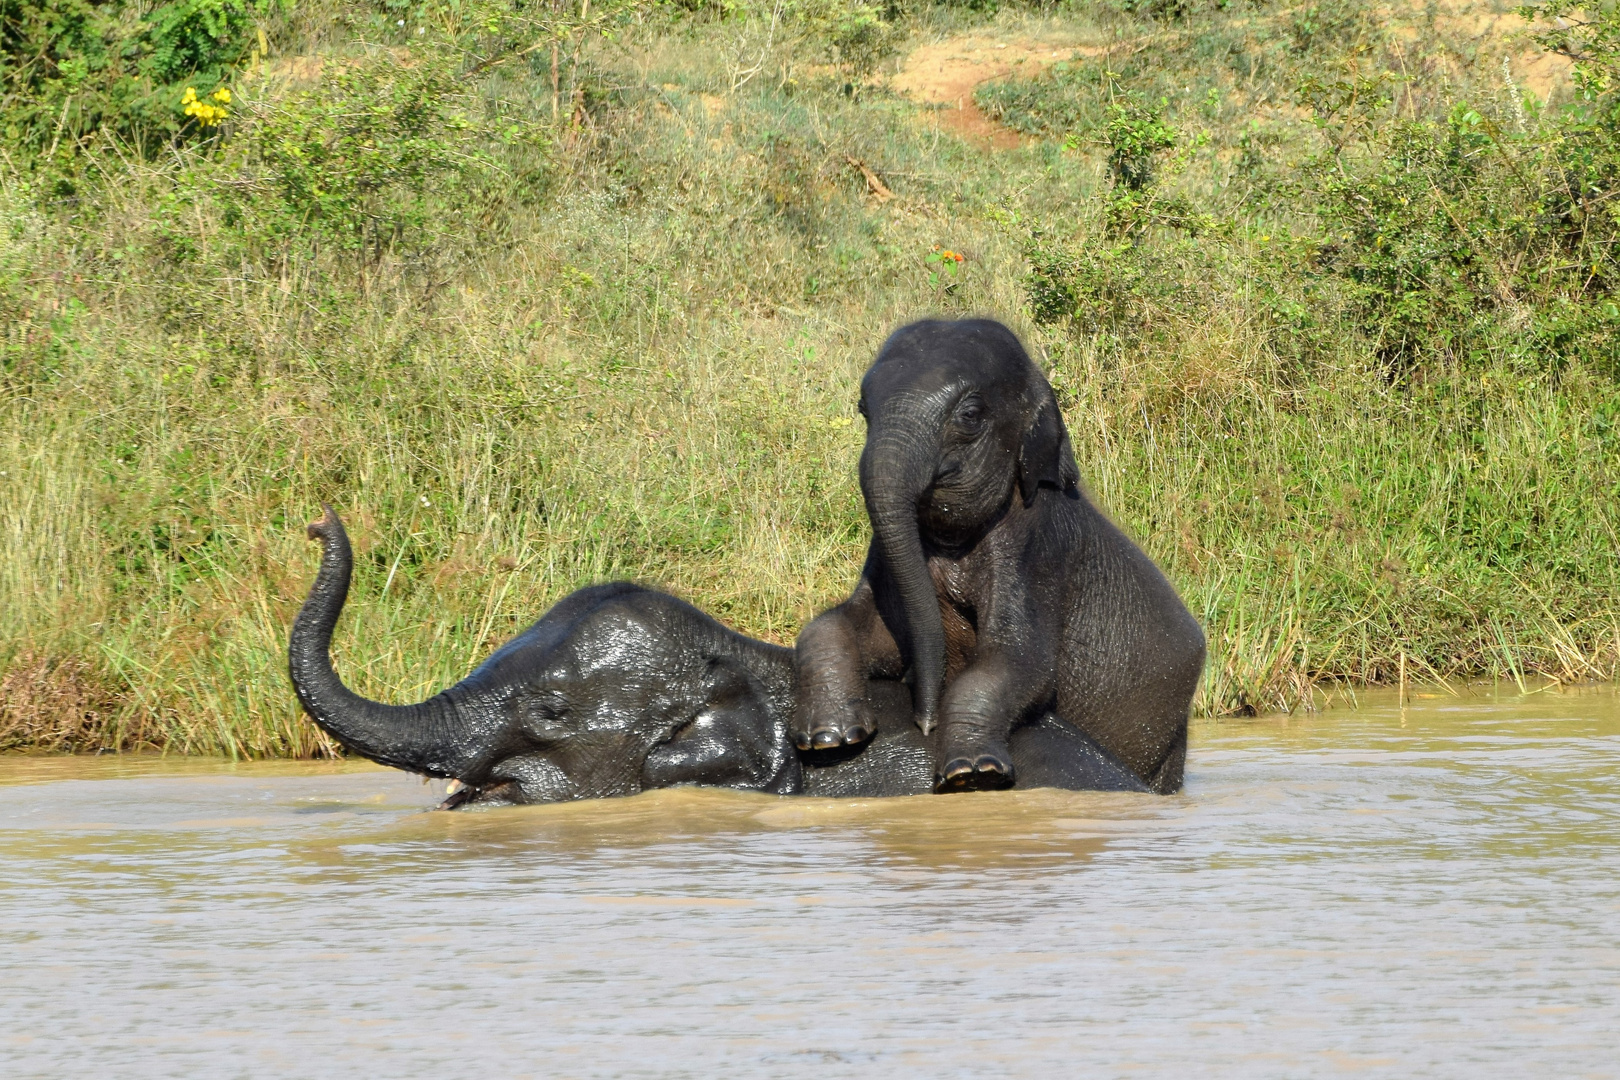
[3,0,1617,754]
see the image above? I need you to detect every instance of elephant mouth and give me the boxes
[919,485,1011,551]
[437,778,479,809]
[436,777,521,810]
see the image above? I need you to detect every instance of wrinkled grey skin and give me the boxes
[290,507,801,806]
[793,318,1206,794]
[289,506,1148,806]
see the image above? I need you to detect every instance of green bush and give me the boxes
[221,52,497,267]
[143,0,261,84]
[1008,0,1619,375]
[0,0,273,163]
[1302,105,1618,371]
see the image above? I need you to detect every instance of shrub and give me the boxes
[1103,94,1177,192]
[1298,90,1619,373]
[0,0,273,162]
[1013,0,1620,376]
[220,51,497,270]
[142,0,261,85]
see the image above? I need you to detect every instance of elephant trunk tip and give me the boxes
[307,504,340,543]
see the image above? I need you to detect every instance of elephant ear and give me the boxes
[1018,388,1081,507]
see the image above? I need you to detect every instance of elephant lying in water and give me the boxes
[288,507,1147,806]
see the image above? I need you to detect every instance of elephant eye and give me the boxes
[954,396,986,432]
[857,398,868,419]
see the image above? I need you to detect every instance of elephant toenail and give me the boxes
[845,725,872,744]
[974,755,1009,775]
[942,757,974,779]
[811,729,841,749]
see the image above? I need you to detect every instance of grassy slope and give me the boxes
[2,0,1616,754]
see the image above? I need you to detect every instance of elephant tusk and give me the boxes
[436,777,478,810]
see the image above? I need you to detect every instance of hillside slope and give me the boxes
[2,0,1617,753]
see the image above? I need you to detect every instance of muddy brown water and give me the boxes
[2,686,1617,1077]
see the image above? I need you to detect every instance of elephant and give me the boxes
[288,506,1149,806]
[792,318,1206,794]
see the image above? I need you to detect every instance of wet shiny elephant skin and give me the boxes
[289,508,804,805]
[793,319,1205,794]
[288,508,1146,806]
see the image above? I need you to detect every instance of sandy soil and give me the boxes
[890,34,1107,149]
[1425,3,1572,100]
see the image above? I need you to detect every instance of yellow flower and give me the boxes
[180,86,231,127]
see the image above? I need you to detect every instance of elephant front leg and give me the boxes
[792,579,898,751]
[934,651,1049,793]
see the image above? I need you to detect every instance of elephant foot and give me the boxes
[791,699,876,752]
[934,746,1015,793]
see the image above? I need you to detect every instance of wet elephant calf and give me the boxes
[289,507,801,805]
[288,507,1147,806]
[793,318,1206,794]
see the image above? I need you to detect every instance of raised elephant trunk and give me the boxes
[289,506,473,778]
[862,428,946,735]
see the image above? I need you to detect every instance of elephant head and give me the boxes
[856,319,1079,733]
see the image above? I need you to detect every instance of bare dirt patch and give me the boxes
[1394,0,1572,99]
[265,54,326,85]
[892,6,1573,149]
[891,34,1106,149]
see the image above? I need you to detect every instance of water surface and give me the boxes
[2,685,1617,1077]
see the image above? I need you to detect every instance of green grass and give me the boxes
[2,0,1618,755]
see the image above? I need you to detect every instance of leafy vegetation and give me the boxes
[2,0,1618,754]
[997,0,1619,372]
[0,0,274,169]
